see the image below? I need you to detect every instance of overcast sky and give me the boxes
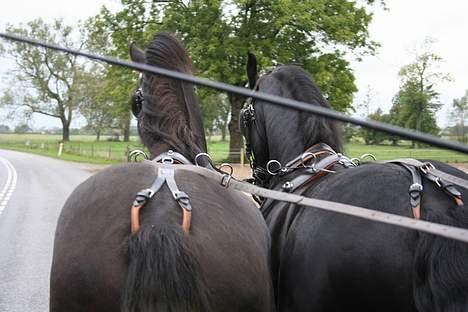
[1,0,467,129]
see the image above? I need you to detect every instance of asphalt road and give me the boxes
[0,150,99,312]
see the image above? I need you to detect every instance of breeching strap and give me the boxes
[131,166,192,235]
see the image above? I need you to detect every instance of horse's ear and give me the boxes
[247,52,258,89]
[129,43,145,63]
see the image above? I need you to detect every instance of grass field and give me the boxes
[0,133,466,164]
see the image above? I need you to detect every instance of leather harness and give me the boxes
[254,143,464,221]
[130,151,193,235]
[128,147,465,236]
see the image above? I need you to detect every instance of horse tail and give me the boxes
[121,224,212,312]
[413,187,468,311]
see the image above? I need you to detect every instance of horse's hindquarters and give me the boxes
[50,164,274,312]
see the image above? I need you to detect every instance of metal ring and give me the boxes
[266,160,283,176]
[218,163,234,176]
[359,153,376,162]
[128,149,149,162]
[301,152,317,169]
[350,157,361,166]
[194,153,212,166]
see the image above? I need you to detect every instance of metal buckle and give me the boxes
[219,163,234,187]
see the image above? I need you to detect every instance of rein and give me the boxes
[170,163,468,244]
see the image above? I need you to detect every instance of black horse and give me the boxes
[50,33,274,312]
[241,55,468,312]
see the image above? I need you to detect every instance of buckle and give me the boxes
[409,183,423,193]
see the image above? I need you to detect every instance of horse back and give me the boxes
[50,163,273,312]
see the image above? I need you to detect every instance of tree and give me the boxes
[85,2,160,142]
[1,19,88,141]
[392,39,448,147]
[77,65,116,141]
[89,0,384,160]
[161,0,382,160]
[14,123,32,134]
[452,90,468,143]
[0,125,11,133]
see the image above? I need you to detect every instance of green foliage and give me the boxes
[451,90,468,143]
[14,123,32,133]
[2,18,88,141]
[86,0,383,156]
[76,65,117,140]
[386,39,449,147]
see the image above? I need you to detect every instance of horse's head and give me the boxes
[129,32,207,161]
[240,53,343,186]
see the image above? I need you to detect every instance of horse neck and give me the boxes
[148,143,172,160]
[261,106,306,165]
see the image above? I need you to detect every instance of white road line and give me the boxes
[0,157,17,215]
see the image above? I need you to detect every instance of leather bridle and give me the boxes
[239,76,275,188]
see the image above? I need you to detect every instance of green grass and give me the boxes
[0,133,466,164]
[345,143,468,163]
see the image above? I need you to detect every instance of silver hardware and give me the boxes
[128,149,149,162]
[419,162,436,175]
[360,153,376,161]
[194,153,212,166]
[219,163,234,176]
[266,160,283,175]
[282,181,294,192]
[301,152,317,169]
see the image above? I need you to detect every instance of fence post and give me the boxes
[240,147,244,167]
[58,143,63,157]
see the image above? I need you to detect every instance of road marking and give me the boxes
[0,157,17,215]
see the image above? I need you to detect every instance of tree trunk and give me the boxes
[62,126,70,142]
[221,123,227,142]
[414,105,423,149]
[96,130,101,142]
[227,93,244,162]
[123,111,131,142]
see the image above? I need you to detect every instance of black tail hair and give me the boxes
[414,187,468,311]
[121,224,212,312]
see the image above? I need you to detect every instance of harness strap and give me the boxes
[172,164,468,243]
[386,158,468,189]
[398,163,423,219]
[386,159,465,209]
[131,166,192,235]
[282,153,355,193]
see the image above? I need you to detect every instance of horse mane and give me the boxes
[138,32,207,159]
[268,65,343,153]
